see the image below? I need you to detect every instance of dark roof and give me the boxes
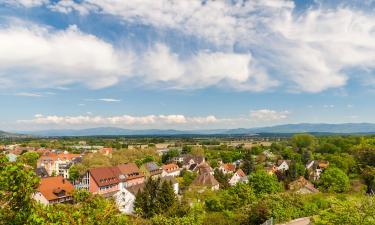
[191,173,219,187]
[35,167,49,178]
[188,163,197,171]
[144,162,162,176]
[126,183,145,195]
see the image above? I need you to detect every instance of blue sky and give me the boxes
[1,0,375,131]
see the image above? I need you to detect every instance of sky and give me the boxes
[1,0,375,131]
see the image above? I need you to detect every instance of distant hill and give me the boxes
[15,123,375,137]
[0,130,30,138]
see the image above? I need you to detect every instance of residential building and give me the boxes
[219,163,236,174]
[161,163,180,177]
[306,160,329,181]
[140,161,162,179]
[37,152,81,178]
[277,160,291,171]
[89,166,121,196]
[191,162,219,191]
[288,176,319,194]
[229,169,248,186]
[33,176,74,205]
[88,163,145,196]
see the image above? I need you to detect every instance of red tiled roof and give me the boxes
[223,163,236,172]
[236,169,246,177]
[37,176,74,201]
[39,153,80,162]
[162,163,179,172]
[89,166,121,187]
[117,163,144,180]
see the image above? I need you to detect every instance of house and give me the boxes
[219,163,236,174]
[173,154,205,170]
[277,160,291,171]
[141,161,162,179]
[115,176,179,214]
[306,160,329,181]
[33,176,74,205]
[88,166,121,196]
[161,163,180,177]
[37,152,81,178]
[115,183,144,214]
[191,162,219,191]
[229,169,248,186]
[194,162,214,175]
[117,163,145,187]
[99,147,113,157]
[288,176,319,194]
[88,163,145,196]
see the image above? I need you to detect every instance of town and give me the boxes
[1,134,374,224]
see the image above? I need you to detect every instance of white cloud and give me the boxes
[97,98,121,102]
[3,0,48,7]
[0,24,133,89]
[14,92,43,97]
[17,114,219,126]
[47,0,375,92]
[250,109,289,121]
[323,105,335,108]
[140,43,277,91]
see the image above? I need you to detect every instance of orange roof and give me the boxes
[117,163,144,180]
[162,163,179,172]
[100,147,113,154]
[236,169,246,177]
[223,163,236,172]
[37,176,74,201]
[39,153,80,161]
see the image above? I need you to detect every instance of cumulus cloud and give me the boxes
[0,24,133,89]
[17,114,218,127]
[140,43,276,91]
[250,109,289,121]
[45,0,375,93]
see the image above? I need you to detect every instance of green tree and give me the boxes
[249,171,283,196]
[314,197,375,225]
[242,150,254,175]
[291,134,316,152]
[0,155,40,224]
[134,178,177,218]
[319,167,350,193]
[287,161,305,180]
[18,151,40,168]
[214,169,231,189]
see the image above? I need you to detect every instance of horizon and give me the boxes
[2,0,375,131]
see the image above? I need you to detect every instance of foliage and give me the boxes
[162,149,179,163]
[17,151,40,168]
[314,196,375,225]
[213,169,231,189]
[248,171,283,196]
[291,134,316,152]
[134,178,177,218]
[0,155,40,224]
[319,167,350,193]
